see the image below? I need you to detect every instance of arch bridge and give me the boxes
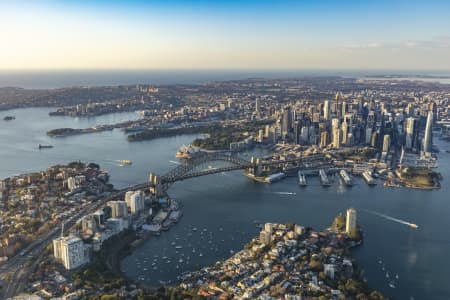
[148,152,327,198]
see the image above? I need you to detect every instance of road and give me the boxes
[0,154,331,298]
[0,183,147,299]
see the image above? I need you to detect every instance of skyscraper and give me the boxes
[320,131,329,148]
[323,100,330,120]
[332,127,341,149]
[382,134,391,153]
[405,117,416,150]
[422,111,433,156]
[335,92,342,118]
[281,105,292,138]
[346,208,357,233]
[341,121,348,145]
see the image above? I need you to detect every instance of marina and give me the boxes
[0,107,448,299]
[362,170,377,186]
[298,171,307,186]
[339,169,353,186]
[319,169,331,186]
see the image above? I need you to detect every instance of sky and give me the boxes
[1,0,450,71]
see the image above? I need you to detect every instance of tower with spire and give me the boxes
[422,110,433,156]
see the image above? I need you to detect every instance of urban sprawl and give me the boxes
[1,76,449,299]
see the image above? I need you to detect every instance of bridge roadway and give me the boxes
[0,153,329,298]
[159,152,327,184]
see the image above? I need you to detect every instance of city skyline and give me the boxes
[1,0,450,70]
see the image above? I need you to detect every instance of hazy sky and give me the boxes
[1,0,450,70]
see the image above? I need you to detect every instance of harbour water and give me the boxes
[1,70,450,89]
[1,107,450,299]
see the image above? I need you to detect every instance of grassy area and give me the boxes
[127,120,272,145]
[334,148,377,162]
[72,230,135,291]
[399,167,440,188]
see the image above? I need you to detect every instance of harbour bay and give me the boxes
[1,107,450,299]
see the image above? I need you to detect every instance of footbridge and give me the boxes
[148,152,328,198]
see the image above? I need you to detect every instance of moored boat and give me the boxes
[298,171,307,186]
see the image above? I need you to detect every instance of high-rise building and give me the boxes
[382,134,391,153]
[320,131,329,148]
[422,111,433,156]
[264,125,270,138]
[53,236,90,270]
[125,191,145,214]
[365,127,373,145]
[300,126,309,144]
[341,121,348,145]
[259,223,273,245]
[323,100,330,120]
[67,177,77,192]
[281,106,292,138]
[331,118,340,129]
[405,117,416,150]
[108,201,128,218]
[341,101,347,117]
[335,92,342,118]
[332,127,341,149]
[346,208,357,233]
[293,121,300,144]
[81,215,98,235]
[370,131,379,148]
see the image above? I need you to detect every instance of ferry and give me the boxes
[176,144,200,159]
[319,169,331,186]
[124,125,147,133]
[408,223,419,229]
[362,170,377,186]
[339,169,353,186]
[298,171,307,186]
[119,160,132,165]
[265,172,286,183]
[38,144,53,149]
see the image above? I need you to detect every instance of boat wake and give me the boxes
[272,191,297,195]
[362,209,419,229]
[169,160,181,165]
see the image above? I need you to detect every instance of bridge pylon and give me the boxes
[149,173,166,200]
[249,156,263,176]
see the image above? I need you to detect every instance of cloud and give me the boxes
[341,36,450,51]
[418,36,450,48]
[403,41,417,48]
[342,42,384,49]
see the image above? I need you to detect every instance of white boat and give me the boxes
[298,171,307,186]
[362,170,377,185]
[319,169,331,186]
[340,169,353,186]
[265,172,286,183]
[119,159,132,165]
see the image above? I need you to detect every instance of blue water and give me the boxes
[1,107,450,299]
[1,69,450,89]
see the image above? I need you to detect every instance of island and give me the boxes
[3,115,15,121]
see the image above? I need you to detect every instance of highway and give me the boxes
[0,153,331,298]
[0,183,146,299]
